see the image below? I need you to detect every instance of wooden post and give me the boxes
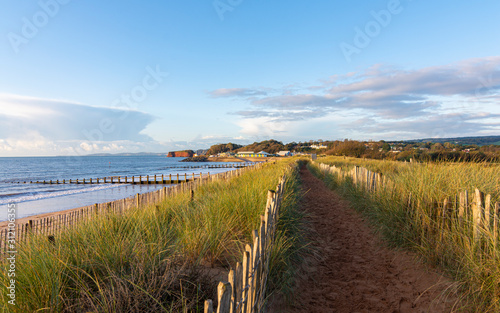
[485,194,492,231]
[216,282,231,313]
[90,178,92,184]
[473,188,484,241]
[83,178,86,184]
[147,175,150,184]
[190,189,194,202]
[459,190,468,219]
[136,193,140,208]
[154,175,157,183]
[494,202,500,243]
[228,269,236,313]
[241,250,250,313]
[204,300,213,313]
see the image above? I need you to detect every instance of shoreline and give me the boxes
[207,156,278,163]
[0,170,225,231]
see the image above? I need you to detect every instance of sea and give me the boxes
[0,155,241,221]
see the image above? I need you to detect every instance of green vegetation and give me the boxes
[180,156,208,162]
[310,156,500,312]
[1,160,308,312]
[205,136,500,161]
[205,143,243,156]
[325,140,500,162]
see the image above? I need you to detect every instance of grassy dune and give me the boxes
[311,156,500,312]
[1,159,307,313]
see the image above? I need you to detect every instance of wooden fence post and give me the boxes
[473,188,484,242]
[216,282,232,313]
[241,250,250,313]
[204,300,214,313]
[459,190,468,219]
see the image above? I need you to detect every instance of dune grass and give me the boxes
[1,159,307,312]
[310,156,500,312]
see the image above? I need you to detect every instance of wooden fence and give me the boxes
[313,161,500,243]
[0,163,267,251]
[204,174,287,313]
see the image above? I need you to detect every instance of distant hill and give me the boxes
[236,139,286,154]
[406,136,500,146]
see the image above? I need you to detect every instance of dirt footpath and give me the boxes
[270,166,462,313]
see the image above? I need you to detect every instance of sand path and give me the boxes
[270,166,461,313]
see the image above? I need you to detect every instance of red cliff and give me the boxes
[167,150,194,157]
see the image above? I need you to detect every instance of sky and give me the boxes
[0,0,499,156]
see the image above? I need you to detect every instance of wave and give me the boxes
[0,184,126,205]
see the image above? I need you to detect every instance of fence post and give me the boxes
[204,300,214,313]
[459,190,469,219]
[136,193,140,208]
[241,250,250,313]
[473,188,484,242]
[216,282,232,313]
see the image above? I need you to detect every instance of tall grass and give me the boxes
[1,159,307,312]
[310,156,500,312]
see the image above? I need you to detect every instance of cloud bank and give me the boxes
[0,94,158,156]
[211,56,500,139]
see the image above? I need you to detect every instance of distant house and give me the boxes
[277,151,291,157]
[256,151,271,157]
[236,151,271,157]
[236,151,255,157]
[310,145,328,149]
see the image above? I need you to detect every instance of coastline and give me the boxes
[207,156,278,163]
[0,170,225,231]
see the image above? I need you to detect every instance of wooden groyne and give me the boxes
[25,173,206,185]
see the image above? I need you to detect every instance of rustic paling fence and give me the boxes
[313,161,500,244]
[0,162,268,251]
[204,173,288,313]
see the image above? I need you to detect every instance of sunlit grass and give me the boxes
[1,159,307,312]
[311,156,500,312]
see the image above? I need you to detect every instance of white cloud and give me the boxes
[0,93,155,142]
[210,56,500,139]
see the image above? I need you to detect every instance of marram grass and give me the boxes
[1,159,307,313]
[311,156,500,312]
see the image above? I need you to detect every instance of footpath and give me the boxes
[270,166,461,313]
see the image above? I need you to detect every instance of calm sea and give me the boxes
[0,156,238,221]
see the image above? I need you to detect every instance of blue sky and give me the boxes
[1,0,499,156]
